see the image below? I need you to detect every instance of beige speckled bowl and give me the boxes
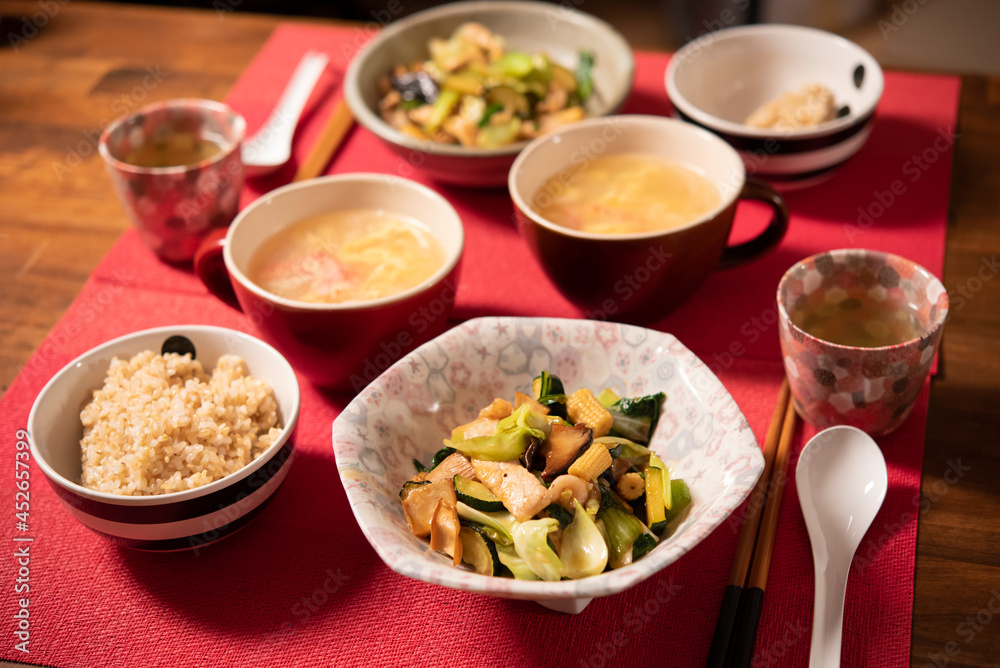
[344,0,635,187]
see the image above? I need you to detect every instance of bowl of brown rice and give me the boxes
[27,325,300,551]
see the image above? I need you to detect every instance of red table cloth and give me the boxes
[1,23,959,667]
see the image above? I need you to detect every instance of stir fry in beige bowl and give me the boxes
[379,23,594,148]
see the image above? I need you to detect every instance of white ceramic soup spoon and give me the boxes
[796,425,888,668]
[242,51,329,177]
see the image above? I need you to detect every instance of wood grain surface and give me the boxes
[0,3,997,666]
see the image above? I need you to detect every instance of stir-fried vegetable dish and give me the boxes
[400,371,692,580]
[378,23,595,148]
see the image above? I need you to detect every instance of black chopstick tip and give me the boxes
[730,587,766,668]
[706,584,745,668]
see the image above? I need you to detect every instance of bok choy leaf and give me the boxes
[513,518,563,581]
[607,392,666,444]
[599,506,644,567]
[496,543,541,580]
[561,500,608,579]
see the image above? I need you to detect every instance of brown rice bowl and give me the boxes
[27,326,300,551]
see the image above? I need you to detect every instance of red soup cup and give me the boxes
[194,174,464,391]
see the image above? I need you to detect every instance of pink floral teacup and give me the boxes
[99,99,246,263]
[777,249,948,436]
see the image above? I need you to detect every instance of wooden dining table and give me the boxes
[1,2,997,666]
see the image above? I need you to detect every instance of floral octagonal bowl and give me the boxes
[332,317,763,613]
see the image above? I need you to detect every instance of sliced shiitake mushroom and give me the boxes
[540,423,592,481]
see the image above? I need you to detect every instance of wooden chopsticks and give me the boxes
[293,99,355,182]
[706,379,797,668]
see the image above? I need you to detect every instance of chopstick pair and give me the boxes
[293,99,355,182]
[706,378,797,668]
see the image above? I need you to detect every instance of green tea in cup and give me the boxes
[124,131,225,168]
[789,292,923,348]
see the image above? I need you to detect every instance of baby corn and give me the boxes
[566,388,613,437]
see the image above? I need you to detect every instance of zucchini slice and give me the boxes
[400,480,431,501]
[454,475,504,512]
[459,524,501,576]
[644,465,667,534]
[649,453,671,509]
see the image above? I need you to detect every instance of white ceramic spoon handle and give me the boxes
[246,51,329,153]
[809,561,849,668]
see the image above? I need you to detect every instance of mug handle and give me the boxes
[718,177,790,269]
[193,228,241,309]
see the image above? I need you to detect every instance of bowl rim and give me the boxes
[344,0,636,158]
[27,325,301,506]
[665,24,885,141]
[97,98,247,175]
[776,248,949,352]
[333,315,764,599]
[222,173,464,312]
[508,114,746,241]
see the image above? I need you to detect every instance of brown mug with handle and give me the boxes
[508,115,790,323]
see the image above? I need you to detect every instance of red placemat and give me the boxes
[4,23,958,668]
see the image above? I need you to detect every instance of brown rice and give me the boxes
[80,350,282,496]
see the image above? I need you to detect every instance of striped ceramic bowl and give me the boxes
[666,24,884,188]
[27,325,300,552]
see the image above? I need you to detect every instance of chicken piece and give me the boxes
[381,108,410,131]
[426,452,477,484]
[458,94,486,125]
[443,114,479,147]
[398,123,428,141]
[456,22,505,62]
[471,459,551,521]
[429,129,454,144]
[378,89,402,112]
[429,35,484,73]
[537,79,569,114]
[478,397,514,421]
[519,106,586,140]
[451,417,498,441]
[513,391,549,415]
[537,106,586,134]
[407,104,435,127]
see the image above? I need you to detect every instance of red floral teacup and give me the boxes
[98,99,246,263]
[777,249,948,436]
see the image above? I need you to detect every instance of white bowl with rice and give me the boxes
[27,325,300,551]
[666,24,884,187]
